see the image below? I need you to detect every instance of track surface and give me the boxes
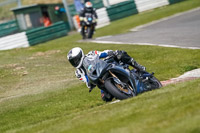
[93,8,200,49]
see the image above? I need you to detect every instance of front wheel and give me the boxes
[87,26,94,39]
[104,79,135,100]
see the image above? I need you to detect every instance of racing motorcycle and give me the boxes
[82,13,97,39]
[87,55,162,100]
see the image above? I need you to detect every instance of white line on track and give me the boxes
[90,40,200,49]
[92,7,200,50]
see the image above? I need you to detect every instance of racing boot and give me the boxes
[129,58,146,72]
[114,50,146,71]
[101,90,114,102]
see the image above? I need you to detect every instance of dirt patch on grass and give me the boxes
[3,63,19,68]
[28,50,61,60]
[161,77,198,86]
[0,63,28,77]
[34,50,61,56]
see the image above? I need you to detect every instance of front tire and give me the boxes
[87,26,94,39]
[105,79,135,100]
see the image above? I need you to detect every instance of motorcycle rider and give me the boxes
[67,47,146,101]
[79,2,98,39]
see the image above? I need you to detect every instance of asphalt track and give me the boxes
[92,8,200,49]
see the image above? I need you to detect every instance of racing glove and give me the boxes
[75,68,96,90]
[75,68,87,83]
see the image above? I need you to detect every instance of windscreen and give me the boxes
[83,55,107,80]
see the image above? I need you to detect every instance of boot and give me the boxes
[130,58,146,71]
[101,90,113,102]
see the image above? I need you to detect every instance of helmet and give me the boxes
[85,2,93,8]
[67,47,84,68]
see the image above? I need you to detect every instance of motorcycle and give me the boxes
[86,55,162,101]
[82,14,97,39]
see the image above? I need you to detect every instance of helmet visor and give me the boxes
[68,51,83,67]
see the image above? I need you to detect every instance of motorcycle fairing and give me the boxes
[83,55,108,84]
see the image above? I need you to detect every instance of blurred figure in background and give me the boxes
[43,15,52,27]
[74,0,84,13]
[79,2,98,39]
[40,14,52,27]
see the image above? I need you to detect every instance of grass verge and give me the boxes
[1,79,199,133]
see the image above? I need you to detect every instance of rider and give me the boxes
[79,2,98,39]
[67,47,146,101]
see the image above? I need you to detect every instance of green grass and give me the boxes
[0,79,199,133]
[0,3,16,20]
[0,0,200,132]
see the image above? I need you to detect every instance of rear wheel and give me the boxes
[105,79,135,100]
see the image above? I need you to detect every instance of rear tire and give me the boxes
[105,79,134,100]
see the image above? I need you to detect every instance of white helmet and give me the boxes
[67,47,84,68]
